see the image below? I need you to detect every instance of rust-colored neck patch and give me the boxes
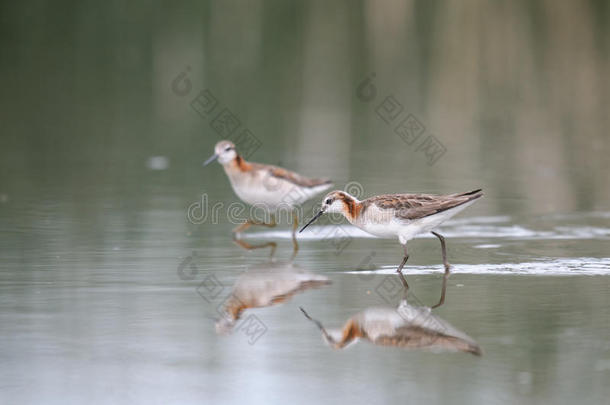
[339,194,363,221]
[225,299,247,321]
[230,155,252,172]
[335,319,363,349]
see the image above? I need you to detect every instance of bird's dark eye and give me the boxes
[325,199,332,205]
[225,147,232,152]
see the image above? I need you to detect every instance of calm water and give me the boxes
[1,1,610,404]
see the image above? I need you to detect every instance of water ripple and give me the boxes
[343,258,610,276]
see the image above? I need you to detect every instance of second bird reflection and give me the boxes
[300,272,482,356]
[215,261,331,334]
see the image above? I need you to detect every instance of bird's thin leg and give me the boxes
[431,231,450,309]
[396,244,410,290]
[431,231,450,272]
[232,214,277,234]
[290,210,299,261]
[232,221,251,234]
[232,237,277,259]
[431,265,450,309]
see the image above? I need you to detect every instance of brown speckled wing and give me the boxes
[262,164,332,188]
[366,189,483,220]
[374,326,443,348]
[375,326,482,355]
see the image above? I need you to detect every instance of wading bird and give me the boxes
[300,189,483,286]
[204,140,332,252]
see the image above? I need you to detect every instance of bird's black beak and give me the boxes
[203,154,218,167]
[300,210,324,233]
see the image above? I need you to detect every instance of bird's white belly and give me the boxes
[352,200,478,243]
[230,181,289,210]
[228,176,328,211]
[357,219,404,239]
[352,206,404,239]
[357,217,442,245]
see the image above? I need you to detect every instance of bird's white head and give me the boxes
[203,140,237,166]
[300,191,358,232]
[300,307,358,350]
[321,328,345,348]
[320,190,353,214]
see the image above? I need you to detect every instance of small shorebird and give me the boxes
[299,272,481,355]
[300,188,483,286]
[204,140,332,251]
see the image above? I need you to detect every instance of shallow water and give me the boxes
[1,1,610,404]
[2,187,609,404]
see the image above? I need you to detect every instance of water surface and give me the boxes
[1,1,609,404]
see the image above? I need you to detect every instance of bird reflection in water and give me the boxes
[216,261,331,334]
[300,273,482,355]
[232,227,300,261]
[232,236,279,260]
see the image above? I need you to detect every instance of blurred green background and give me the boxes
[1,1,609,404]
[1,0,608,213]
